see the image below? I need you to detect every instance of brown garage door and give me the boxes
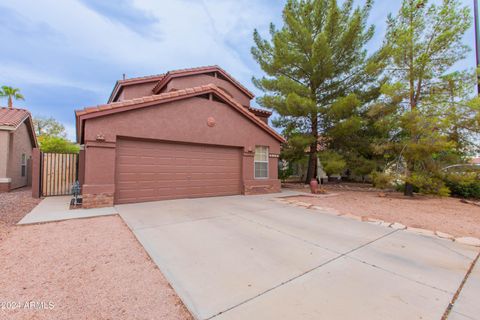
[115,138,242,204]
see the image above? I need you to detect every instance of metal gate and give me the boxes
[40,152,78,196]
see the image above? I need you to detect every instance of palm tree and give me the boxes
[0,86,24,109]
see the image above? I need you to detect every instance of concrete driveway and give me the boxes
[117,192,479,320]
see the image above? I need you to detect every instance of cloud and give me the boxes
[77,0,162,39]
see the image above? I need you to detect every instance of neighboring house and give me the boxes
[0,107,38,192]
[471,157,480,165]
[76,66,285,208]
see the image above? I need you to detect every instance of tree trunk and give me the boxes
[305,113,318,184]
[305,149,317,184]
[8,96,12,109]
[404,160,414,197]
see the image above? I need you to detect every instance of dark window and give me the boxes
[21,154,26,177]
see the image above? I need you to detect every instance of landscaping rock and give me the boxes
[295,201,311,207]
[454,237,480,247]
[341,213,362,221]
[435,231,454,240]
[390,222,406,230]
[406,227,435,237]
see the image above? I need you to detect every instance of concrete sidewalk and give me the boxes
[19,196,117,224]
[117,192,480,320]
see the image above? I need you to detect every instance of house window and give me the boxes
[21,154,26,177]
[254,146,269,179]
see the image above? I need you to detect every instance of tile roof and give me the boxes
[118,73,165,84]
[76,84,284,143]
[0,107,30,128]
[248,106,272,116]
[152,65,255,98]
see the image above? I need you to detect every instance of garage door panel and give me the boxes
[115,139,242,204]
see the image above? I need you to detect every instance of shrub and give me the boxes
[278,161,294,183]
[444,172,480,199]
[406,172,450,197]
[318,151,346,176]
[371,171,393,189]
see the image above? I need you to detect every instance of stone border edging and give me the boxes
[275,197,480,247]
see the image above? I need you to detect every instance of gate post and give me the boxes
[31,148,41,198]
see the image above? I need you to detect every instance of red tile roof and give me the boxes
[152,65,255,99]
[0,107,30,128]
[248,106,272,116]
[471,157,480,164]
[0,107,38,147]
[76,84,284,143]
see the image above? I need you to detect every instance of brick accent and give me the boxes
[82,193,114,208]
[0,182,10,193]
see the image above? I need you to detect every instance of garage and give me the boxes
[76,66,285,208]
[115,138,242,204]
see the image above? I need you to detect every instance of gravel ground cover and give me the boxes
[284,185,480,238]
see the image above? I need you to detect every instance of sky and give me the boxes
[0,0,476,141]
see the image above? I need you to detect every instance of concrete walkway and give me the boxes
[117,192,480,320]
[19,196,117,224]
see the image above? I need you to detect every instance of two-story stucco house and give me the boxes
[75,66,285,208]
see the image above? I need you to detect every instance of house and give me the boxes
[75,66,285,208]
[0,107,38,192]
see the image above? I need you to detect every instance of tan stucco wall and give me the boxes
[0,130,10,179]
[7,122,33,189]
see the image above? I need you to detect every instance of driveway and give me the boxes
[117,192,479,320]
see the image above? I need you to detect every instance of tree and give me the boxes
[33,117,79,153]
[0,86,24,109]
[252,0,378,183]
[373,0,473,196]
[33,117,67,138]
[37,136,79,153]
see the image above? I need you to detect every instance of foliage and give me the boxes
[33,117,79,153]
[371,0,476,196]
[318,150,346,176]
[37,136,79,154]
[33,117,67,138]
[278,160,294,182]
[252,0,379,182]
[371,171,393,189]
[444,172,480,199]
[406,172,450,197]
[0,86,24,108]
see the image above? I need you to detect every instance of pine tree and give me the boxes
[252,0,377,183]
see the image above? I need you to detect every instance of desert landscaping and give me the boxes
[0,190,192,320]
[283,183,480,239]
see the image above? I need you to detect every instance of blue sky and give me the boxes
[0,0,476,140]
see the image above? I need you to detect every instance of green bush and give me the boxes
[371,171,393,189]
[444,173,480,199]
[406,172,450,197]
[278,162,294,182]
[318,151,346,176]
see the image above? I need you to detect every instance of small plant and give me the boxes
[278,160,294,183]
[444,172,480,199]
[318,151,346,177]
[406,172,450,197]
[371,171,393,189]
